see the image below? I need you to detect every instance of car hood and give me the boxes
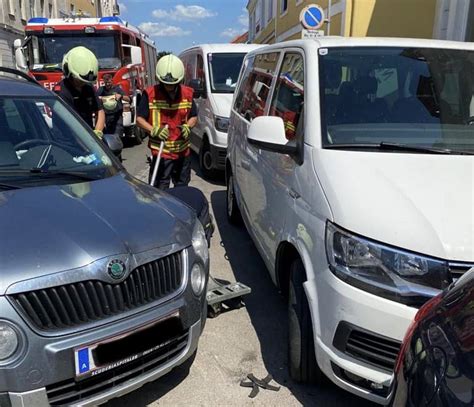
[314,149,474,261]
[0,174,195,294]
[210,93,233,118]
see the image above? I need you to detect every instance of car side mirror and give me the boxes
[247,116,298,156]
[189,79,206,98]
[102,133,123,157]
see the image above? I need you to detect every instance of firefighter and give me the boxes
[97,73,130,137]
[54,46,105,139]
[136,54,198,190]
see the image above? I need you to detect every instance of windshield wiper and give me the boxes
[29,168,100,180]
[325,143,473,155]
[0,182,21,190]
[379,142,455,155]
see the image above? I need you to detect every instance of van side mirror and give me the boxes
[189,79,206,98]
[122,45,142,65]
[14,39,27,70]
[247,116,298,156]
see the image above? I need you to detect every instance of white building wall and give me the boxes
[433,0,471,41]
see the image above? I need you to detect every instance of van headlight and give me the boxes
[215,116,230,133]
[192,221,209,265]
[325,222,450,306]
[0,322,19,361]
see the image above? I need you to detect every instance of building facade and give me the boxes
[99,0,120,17]
[247,0,474,44]
[0,0,96,68]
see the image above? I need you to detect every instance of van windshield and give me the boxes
[320,47,474,154]
[208,53,246,93]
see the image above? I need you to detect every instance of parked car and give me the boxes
[390,268,474,407]
[0,68,209,406]
[226,37,474,404]
[179,43,262,177]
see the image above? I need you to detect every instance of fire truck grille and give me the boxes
[9,252,183,332]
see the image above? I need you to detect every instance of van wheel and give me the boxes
[226,172,242,225]
[200,138,215,179]
[288,258,324,384]
[134,126,143,145]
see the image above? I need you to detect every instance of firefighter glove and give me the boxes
[151,126,169,141]
[93,129,103,139]
[180,124,191,140]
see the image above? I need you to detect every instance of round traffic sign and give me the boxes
[299,4,325,30]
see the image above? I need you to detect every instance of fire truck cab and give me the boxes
[15,15,157,143]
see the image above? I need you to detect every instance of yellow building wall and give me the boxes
[349,0,437,38]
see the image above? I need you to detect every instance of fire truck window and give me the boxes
[234,52,279,121]
[270,53,304,140]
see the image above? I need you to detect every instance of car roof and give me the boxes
[245,36,474,57]
[179,43,263,55]
[0,75,53,98]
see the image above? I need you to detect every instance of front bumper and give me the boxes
[6,320,202,406]
[307,270,417,404]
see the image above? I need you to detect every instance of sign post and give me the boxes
[299,4,326,39]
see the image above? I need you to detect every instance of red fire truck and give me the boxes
[14,15,157,142]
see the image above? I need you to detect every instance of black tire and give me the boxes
[226,172,242,225]
[288,258,325,384]
[134,125,143,145]
[199,137,216,179]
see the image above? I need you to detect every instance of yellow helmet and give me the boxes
[62,46,98,84]
[156,54,184,85]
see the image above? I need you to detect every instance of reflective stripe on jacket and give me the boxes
[146,85,194,159]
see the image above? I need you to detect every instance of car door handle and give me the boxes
[288,188,300,199]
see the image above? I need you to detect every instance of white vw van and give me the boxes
[179,44,262,177]
[226,37,474,404]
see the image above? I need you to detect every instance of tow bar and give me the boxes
[206,276,251,318]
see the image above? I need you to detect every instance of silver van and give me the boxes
[0,70,209,406]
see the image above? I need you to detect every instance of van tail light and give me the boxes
[394,293,443,374]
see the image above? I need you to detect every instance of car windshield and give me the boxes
[0,96,117,188]
[320,47,474,154]
[208,53,246,93]
[30,33,121,70]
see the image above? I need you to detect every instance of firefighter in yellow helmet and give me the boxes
[136,54,198,190]
[54,46,105,139]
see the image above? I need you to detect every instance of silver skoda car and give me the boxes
[0,70,209,406]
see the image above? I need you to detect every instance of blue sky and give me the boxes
[118,1,249,54]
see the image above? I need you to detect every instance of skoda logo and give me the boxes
[107,259,127,280]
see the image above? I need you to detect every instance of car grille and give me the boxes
[449,262,473,282]
[9,252,183,332]
[46,331,188,406]
[333,322,401,372]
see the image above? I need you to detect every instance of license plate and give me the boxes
[74,311,180,379]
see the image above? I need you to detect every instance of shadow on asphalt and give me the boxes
[210,190,376,407]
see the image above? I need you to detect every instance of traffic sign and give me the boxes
[299,4,325,30]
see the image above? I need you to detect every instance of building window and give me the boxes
[48,2,53,17]
[40,0,45,15]
[29,0,35,18]
[19,0,27,20]
[267,0,274,22]
[281,0,288,14]
[71,3,75,13]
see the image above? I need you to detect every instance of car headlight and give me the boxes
[215,116,230,133]
[191,263,206,295]
[0,322,19,361]
[192,220,209,265]
[325,222,450,306]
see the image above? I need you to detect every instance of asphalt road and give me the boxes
[107,140,375,407]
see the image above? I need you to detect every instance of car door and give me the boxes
[236,52,280,261]
[250,51,306,267]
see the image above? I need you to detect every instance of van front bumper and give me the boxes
[306,270,417,405]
